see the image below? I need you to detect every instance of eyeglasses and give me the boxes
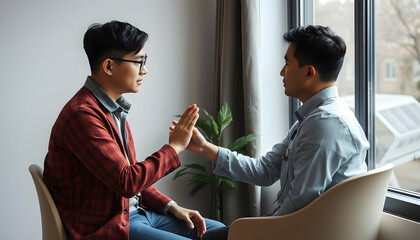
[110,55,148,71]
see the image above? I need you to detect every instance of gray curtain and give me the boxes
[214,0,261,224]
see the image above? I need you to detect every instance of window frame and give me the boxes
[288,0,420,223]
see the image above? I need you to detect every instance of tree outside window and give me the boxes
[315,0,420,194]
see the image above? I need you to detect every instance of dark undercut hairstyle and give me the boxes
[83,20,148,73]
[283,25,346,82]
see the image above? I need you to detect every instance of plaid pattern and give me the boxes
[44,87,180,240]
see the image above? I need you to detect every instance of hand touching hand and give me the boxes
[170,122,206,154]
[168,203,206,238]
[168,104,199,154]
[170,116,220,164]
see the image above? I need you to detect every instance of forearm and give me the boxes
[168,143,183,155]
[214,147,282,186]
[167,202,179,214]
[201,141,219,164]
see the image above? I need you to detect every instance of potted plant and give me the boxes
[173,103,258,222]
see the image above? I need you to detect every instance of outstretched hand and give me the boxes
[169,121,206,154]
[168,104,199,154]
[170,107,220,164]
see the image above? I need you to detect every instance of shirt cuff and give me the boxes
[162,200,177,214]
[213,147,231,176]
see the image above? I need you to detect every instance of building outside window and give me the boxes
[376,0,420,194]
[383,59,397,82]
[413,60,420,82]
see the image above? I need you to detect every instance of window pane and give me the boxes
[314,0,355,99]
[375,0,420,194]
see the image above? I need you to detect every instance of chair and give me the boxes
[228,164,394,240]
[29,164,68,240]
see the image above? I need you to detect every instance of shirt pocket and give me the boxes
[78,212,109,226]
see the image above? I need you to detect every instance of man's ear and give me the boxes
[306,65,316,79]
[102,59,113,76]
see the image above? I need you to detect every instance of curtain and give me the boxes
[214,0,261,224]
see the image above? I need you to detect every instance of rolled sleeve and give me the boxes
[213,147,232,177]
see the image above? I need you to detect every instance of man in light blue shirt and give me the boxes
[171,25,369,240]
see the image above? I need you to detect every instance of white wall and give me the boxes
[0,0,216,239]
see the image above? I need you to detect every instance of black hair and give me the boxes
[83,20,148,73]
[283,25,346,82]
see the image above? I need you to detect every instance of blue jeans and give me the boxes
[129,208,225,240]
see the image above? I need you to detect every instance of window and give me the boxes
[293,0,420,222]
[314,0,355,97]
[376,0,420,197]
[383,59,397,82]
[413,60,420,82]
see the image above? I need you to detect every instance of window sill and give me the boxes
[384,187,420,223]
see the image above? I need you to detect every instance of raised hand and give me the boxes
[170,107,219,164]
[170,122,206,154]
[168,104,199,154]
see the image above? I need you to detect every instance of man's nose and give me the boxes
[280,66,285,76]
[140,66,148,75]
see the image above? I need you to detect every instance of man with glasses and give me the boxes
[43,20,224,240]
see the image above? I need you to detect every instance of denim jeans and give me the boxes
[129,208,225,240]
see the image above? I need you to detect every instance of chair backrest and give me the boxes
[228,164,394,240]
[29,164,68,240]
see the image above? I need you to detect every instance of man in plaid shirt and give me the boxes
[44,20,224,240]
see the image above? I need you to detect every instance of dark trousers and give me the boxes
[201,225,230,240]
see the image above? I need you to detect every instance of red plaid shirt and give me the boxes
[44,87,181,240]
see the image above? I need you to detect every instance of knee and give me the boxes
[205,219,226,231]
[202,226,229,240]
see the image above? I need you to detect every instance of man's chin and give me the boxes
[129,87,140,94]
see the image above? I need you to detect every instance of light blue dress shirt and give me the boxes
[214,86,369,216]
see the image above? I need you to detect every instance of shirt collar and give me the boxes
[84,76,131,114]
[295,86,338,122]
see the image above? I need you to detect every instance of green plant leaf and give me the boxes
[172,163,208,180]
[220,177,237,189]
[173,167,193,180]
[196,118,212,138]
[215,175,223,188]
[217,103,232,125]
[173,170,194,180]
[184,163,208,174]
[187,174,211,186]
[189,182,208,196]
[227,134,259,151]
[220,115,233,135]
[203,109,219,136]
[217,103,233,135]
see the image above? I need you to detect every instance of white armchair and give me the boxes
[228,164,393,240]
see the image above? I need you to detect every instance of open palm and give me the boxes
[170,121,206,154]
